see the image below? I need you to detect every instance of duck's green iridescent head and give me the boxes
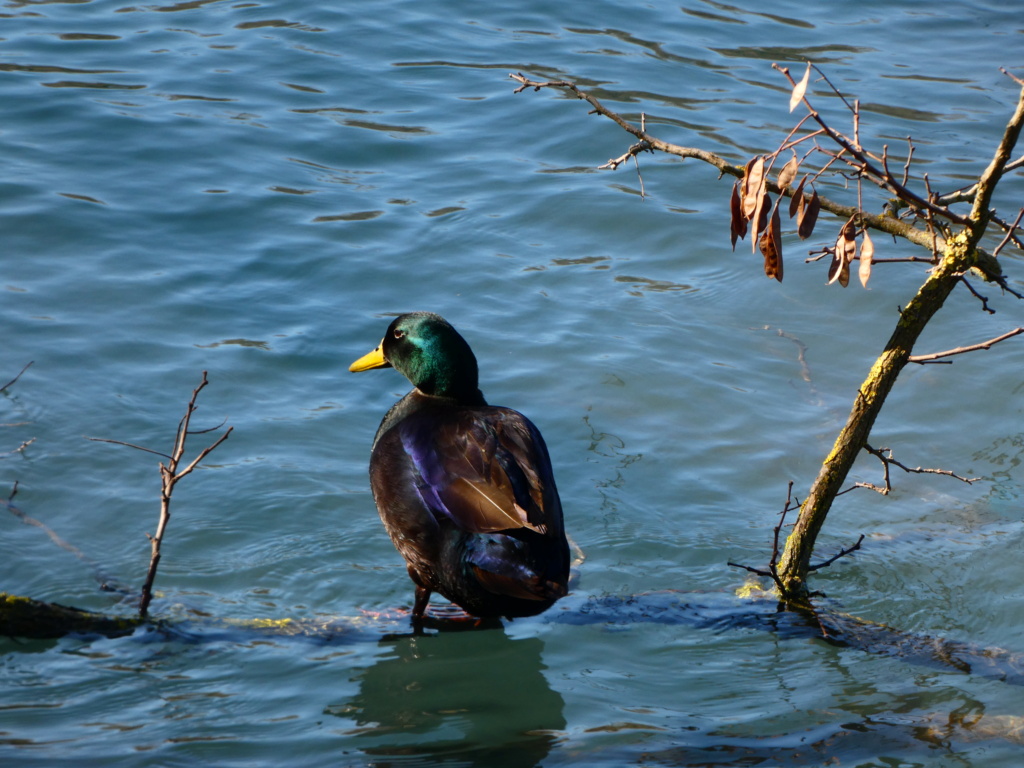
[350,312,483,402]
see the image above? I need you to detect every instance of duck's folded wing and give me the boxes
[399,407,560,536]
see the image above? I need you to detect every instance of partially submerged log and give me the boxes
[1,592,140,640]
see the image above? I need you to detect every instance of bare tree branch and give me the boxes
[509,71,1002,265]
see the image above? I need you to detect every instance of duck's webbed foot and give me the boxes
[412,585,431,623]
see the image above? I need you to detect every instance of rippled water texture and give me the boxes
[2,0,1024,765]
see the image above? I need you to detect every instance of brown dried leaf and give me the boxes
[830,216,858,288]
[789,175,806,218]
[730,179,746,249]
[740,156,756,209]
[827,252,843,285]
[859,229,874,288]
[742,156,765,220]
[759,204,784,282]
[751,191,771,253]
[790,63,811,112]
[777,156,799,191]
[798,189,820,239]
[840,215,857,242]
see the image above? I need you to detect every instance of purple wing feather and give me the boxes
[399,407,555,535]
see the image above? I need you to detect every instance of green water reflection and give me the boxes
[335,629,564,767]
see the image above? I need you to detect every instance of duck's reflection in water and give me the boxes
[331,624,564,768]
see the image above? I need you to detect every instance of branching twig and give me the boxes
[908,327,1024,364]
[730,480,863,586]
[729,481,796,592]
[993,207,1024,257]
[774,63,971,228]
[956,276,997,314]
[92,371,232,619]
[857,444,980,496]
[598,140,652,171]
[807,535,865,572]
[510,70,983,260]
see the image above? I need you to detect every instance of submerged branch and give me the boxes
[1,362,33,393]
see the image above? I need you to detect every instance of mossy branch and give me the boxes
[775,83,1024,598]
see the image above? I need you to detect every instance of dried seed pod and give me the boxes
[750,191,771,255]
[788,175,807,218]
[790,62,811,112]
[730,179,746,249]
[777,156,799,191]
[759,204,784,282]
[742,156,765,220]
[838,260,850,287]
[859,229,875,288]
[827,251,843,285]
[830,216,858,287]
[798,189,820,239]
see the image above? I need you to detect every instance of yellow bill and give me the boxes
[349,341,389,372]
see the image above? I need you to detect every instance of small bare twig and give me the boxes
[91,371,232,619]
[0,437,36,458]
[807,535,865,572]
[5,481,128,593]
[1002,67,1024,88]
[729,482,798,593]
[956,275,997,314]
[857,444,980,496]
[1,362,33,393]
[993,207,1024,257]
[908,327,1024,363]
[86,437,172,460]
[731,480,863,585]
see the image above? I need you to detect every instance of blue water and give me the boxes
[2,0,1024,765]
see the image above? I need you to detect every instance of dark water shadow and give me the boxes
[553,590,1024,687]
[324,624,565,768]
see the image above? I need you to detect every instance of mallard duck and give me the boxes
[350,312,570,621]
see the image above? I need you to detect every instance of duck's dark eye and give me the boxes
[393,329,405,340]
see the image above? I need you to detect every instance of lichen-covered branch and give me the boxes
[775,84,1024,598]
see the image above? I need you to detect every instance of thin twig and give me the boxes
[908,327,1024,363]
[773,63,970,227]
[993,207,1024,257]
[1,362,34,393]
[91,371,231,619]
[0,437,36,458]
[598,140,652,170]
[5,481,128,593]
[728,482,797,593]
[86,437,172,460]
[807,535,865,572]
[861,444,980,491]
[955,276,996,314]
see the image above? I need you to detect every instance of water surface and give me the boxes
[2,1,1024,765]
